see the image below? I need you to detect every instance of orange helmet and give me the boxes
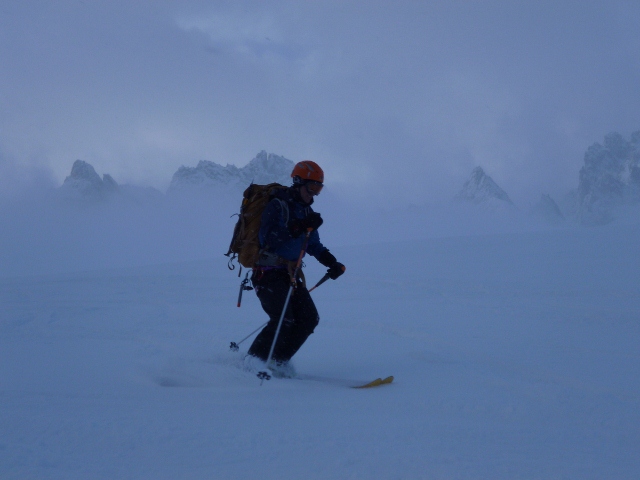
[291,160,324,184]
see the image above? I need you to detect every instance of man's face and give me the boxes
[299,184,313,204]
[297,180,323,204]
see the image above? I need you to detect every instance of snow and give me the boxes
[2,217,640,478]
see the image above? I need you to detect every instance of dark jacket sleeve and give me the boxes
[306,229,327,258]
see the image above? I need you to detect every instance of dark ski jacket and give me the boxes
[258,187,327,262]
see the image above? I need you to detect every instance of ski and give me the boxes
[352,376,394,389]
[245,361,395,389]
[290,373,394,389]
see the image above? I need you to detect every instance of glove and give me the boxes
[288,212,323,237]
[327,262,345,280]
[317,250,345,280]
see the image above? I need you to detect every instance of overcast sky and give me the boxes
[1,0,639,205]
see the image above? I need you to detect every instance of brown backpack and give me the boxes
[225,183,288,269]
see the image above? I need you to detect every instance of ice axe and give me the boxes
[236,270,253,307]
[308,264,346,293]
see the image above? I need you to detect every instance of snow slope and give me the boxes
[1,223,640,479]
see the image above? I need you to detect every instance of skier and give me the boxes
[246,160,345,375]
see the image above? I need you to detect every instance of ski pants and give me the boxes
[247,268,319,363]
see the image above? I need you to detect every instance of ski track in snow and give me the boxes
[1,225,640,479]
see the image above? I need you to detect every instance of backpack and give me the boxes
[225,183,288,269]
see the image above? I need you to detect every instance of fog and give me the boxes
[2,1,640,207]
[0,187,223,277]
[2,1,640,276]
[0,168,574,278]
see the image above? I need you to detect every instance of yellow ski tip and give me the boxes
[353,376,394,389]
[380,375,394,385]
[354,378,382,388]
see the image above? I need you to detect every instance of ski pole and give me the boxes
[229,321,268,352]
[258,228,312,383]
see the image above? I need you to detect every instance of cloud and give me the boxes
[1,1,639,208]
[176,10,304,62]
[0,147,55,200]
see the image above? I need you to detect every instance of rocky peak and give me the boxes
[577,131,640,224]
[60,160,119,198]
[455,166,514,207]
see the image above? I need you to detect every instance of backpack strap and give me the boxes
[256,195,290,266]
[274,197,289,225]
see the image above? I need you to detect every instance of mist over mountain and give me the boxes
[59,160,118,198]
[575,131,640,225]
[454,166,515,210]
[43,134,640,228]
[449,166,566,227]
[449,131,640,226]
[2,133,640,278]
[0,151,297,277]
[168,151,294,194]
[58,160,164,204]
[53,152,292,203]
[529,194,565,226]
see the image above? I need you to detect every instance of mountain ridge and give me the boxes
[168,150,294,194]
[52,132,640,226]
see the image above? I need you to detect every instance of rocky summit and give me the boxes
[455,166,514,210]
[168,151,294,194]
[576,131,640,225]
